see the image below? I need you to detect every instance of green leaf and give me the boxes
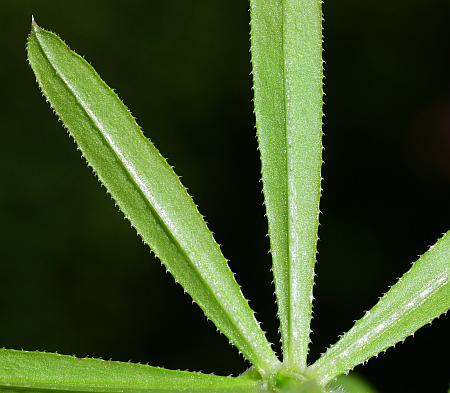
[308,231,450,386]
[0,349,263,393]
[249,0,323,370]
[27,20,279,376]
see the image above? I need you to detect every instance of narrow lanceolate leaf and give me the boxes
[309,231,450,386]
[27,21,279,376]
[0,349,263,393]
[250,0,323,370]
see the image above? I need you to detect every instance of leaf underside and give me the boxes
[250,0,323,370]
[309,231,450,385]
[0,349,262,393]
[26,21,278,376]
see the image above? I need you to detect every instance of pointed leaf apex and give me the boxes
[31,15,39,31]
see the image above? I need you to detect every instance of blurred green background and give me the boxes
[1,1,449,392]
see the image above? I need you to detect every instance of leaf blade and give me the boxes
[308,231,450,386]
[27,22,279,376]
[0,349,263,393]
[250,0,323,370]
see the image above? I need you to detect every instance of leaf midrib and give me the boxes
[280,0,294,357]
[31,28,249,354]
[0,383,255,393]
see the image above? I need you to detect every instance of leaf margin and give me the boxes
[249,0,324,370]
[308,231,450,386]
[26,19,280,377]
[0,349,264,393]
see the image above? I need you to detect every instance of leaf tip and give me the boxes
[31,15,39,32]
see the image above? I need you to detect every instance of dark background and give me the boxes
[0,1,449,392]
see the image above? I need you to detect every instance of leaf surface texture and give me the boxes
[0,349,263,393]
[309,232,450,385]
[27,22,279,376]
[250,0,323,369]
